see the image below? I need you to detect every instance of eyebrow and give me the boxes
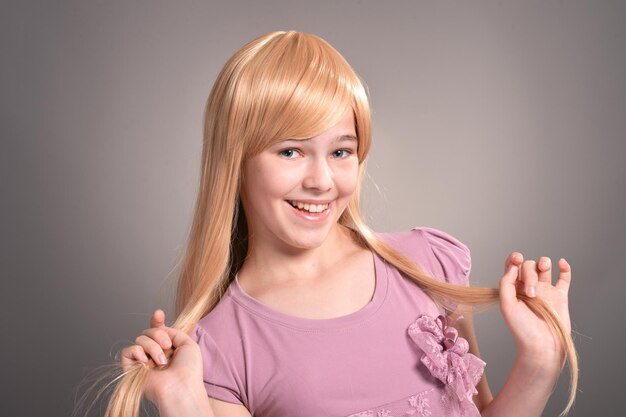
[336,135,358,143]
[281,135,358,143]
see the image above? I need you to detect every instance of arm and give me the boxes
[458,253,572,417]
[457,311,561,417]
[121,310,252,417]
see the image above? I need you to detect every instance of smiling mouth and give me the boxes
[287,200,330,213]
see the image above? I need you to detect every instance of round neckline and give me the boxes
[228,250,388,330]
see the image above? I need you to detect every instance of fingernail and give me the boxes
[159,354,167,365]
[527,286,536,297]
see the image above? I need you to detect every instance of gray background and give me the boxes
[1,1,624,416]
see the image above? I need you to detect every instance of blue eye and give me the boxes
[332,149,352,158]
[279,149,299,159]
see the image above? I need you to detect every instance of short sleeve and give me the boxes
[414,227,472,287]
[192,325,245,405]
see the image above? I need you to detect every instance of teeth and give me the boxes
[289,200,329,213]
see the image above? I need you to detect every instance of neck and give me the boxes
[239,224,359,286]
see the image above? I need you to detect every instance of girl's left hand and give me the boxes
[499,253,572,364]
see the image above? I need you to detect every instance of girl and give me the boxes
[111,31,577,417]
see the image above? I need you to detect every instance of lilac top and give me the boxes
[192,227,484,417]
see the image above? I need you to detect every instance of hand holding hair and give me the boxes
[121,309,170,368]
[499,252,572,366]
[481,255,574,417]
[120,310,205,408]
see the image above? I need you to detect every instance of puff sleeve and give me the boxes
[192,325,245,405]
[414,227,472,287]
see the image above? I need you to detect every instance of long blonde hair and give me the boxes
[105,31,578,416]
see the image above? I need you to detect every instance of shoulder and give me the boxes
[193,289,242,345]
[191,289,245,364]
[191,298,248,406]
[192,304,236,363]
[377,226,471,286]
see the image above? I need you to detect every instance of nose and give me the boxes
[302,156,333,192]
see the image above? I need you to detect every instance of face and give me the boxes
[240,109,359,252]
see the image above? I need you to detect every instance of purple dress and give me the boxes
[192,227,485,417]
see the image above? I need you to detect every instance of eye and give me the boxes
[278,148,300,159]
[332,149,353,159]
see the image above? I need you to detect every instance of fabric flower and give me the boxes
[408,315,486,417]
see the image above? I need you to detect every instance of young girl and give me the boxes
[110,31,577,417]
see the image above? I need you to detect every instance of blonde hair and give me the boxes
[104,31,578,416]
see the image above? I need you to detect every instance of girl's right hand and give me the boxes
[120,309,204,406]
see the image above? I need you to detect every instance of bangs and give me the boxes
[227,31,371,161]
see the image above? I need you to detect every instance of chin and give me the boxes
[282,228,331,250]
[286,235,326,250]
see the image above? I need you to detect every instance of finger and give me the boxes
[499,263,520,309]
[135,334,168,365]
[142,327,173,350]
[121,344,149,363]
[521,260,538,297]
[556,258,572,293]
[164,327,196,349]
[504,252,524,274]
[121,345,149,371]
[537,256,552,284]
[150,309,166,328]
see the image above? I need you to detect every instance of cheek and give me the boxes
[334,162,360,196]
[248,164,298,201]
